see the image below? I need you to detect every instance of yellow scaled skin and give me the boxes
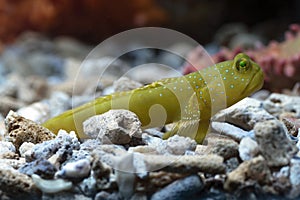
[43,53,264,143]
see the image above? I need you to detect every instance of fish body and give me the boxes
[43,53,264,143]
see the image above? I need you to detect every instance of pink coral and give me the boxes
[183,24,300,91]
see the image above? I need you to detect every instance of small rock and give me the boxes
[83,109,142,144]
[19,142,35,158]
[47,154,61,169]
[161,135,197,155]
[0,164,40,198]
[0,141,16,156]
[289,158,300,198]
[80,139,102,152]
[142,171,186,192]
[280,114,300,137]
[225,157,240,173]
[91,144,127,168]
[70,139,102,162]
[31,174,73,194]
[286,123,299,139]
[142,154,225,174]
[27,130,80,162]
[150,175,204,200]
[204,136,239,160]
[239,137,259,161]
[91,158,113,190]
[142,134,197,155]
[0,152,19,159]
[128,145,157,154]
[263,93,300,117]
[213,97,275,130]
[211,121,254,141]
[0,158,26,169]
[95,191,122,200]
[70,149,92,163]
[4,111,55,150]
[95,191,110,200]
[254,119,298,167]
[19,158,57,179]
[77,176,98,197]
[194,145,208,155]
[224,156,272,191]
[272,166,291,196]
[143,128,164,138]
[113,77,143,92]
[56,159,91,179]
[144,171,185,192]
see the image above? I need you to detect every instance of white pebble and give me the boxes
[238,137,259,161]
[56,159,91,178]
[0,141,16,155]
[19,142,35,158]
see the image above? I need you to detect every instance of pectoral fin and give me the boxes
[163,119,210,144]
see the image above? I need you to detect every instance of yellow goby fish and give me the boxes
[43,53,264,143]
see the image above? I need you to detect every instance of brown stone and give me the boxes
[4,111,55,150]
[203,135,239,160]
[0,164,40,198]
[142,154,225,174]
[224,156,272,191]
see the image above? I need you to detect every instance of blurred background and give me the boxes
[0,0,299,46]
[0,0,300,118]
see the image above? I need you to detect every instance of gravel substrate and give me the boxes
[0,32,300,200]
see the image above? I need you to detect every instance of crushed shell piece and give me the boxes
[31,174,72,193]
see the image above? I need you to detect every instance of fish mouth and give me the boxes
[241,70,264,96]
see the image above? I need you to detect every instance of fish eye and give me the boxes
[236,58,250,73]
